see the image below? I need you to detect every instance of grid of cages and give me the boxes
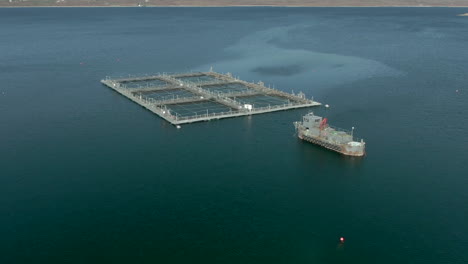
[200,82,252,94]
[166,100,234,118]
[133,88,197,101]
[231,94,291,108]
[174,74,221,83]
[119,79,169,89]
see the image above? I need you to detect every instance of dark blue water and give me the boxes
[1,7,468,263]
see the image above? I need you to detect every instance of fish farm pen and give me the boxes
[101,71,321,126]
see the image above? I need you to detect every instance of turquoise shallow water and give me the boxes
[1,7,468,263]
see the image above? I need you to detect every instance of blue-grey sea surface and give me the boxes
[1,7,468,264]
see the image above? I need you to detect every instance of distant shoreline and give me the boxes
[3,0,468,8]
[1,5,468,8]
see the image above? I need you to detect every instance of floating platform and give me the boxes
[101,71,320,126]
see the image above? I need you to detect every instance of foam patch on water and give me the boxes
[197,25,400,93]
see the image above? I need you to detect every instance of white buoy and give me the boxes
[176,125,181,129]
[325,104,330,108]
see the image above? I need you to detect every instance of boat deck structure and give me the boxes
[101,71,321,126]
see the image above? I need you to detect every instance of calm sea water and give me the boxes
[1,7,468,263]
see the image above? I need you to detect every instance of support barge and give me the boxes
[294,112,365,156]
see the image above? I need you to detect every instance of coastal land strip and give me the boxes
[2,0,468,7]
